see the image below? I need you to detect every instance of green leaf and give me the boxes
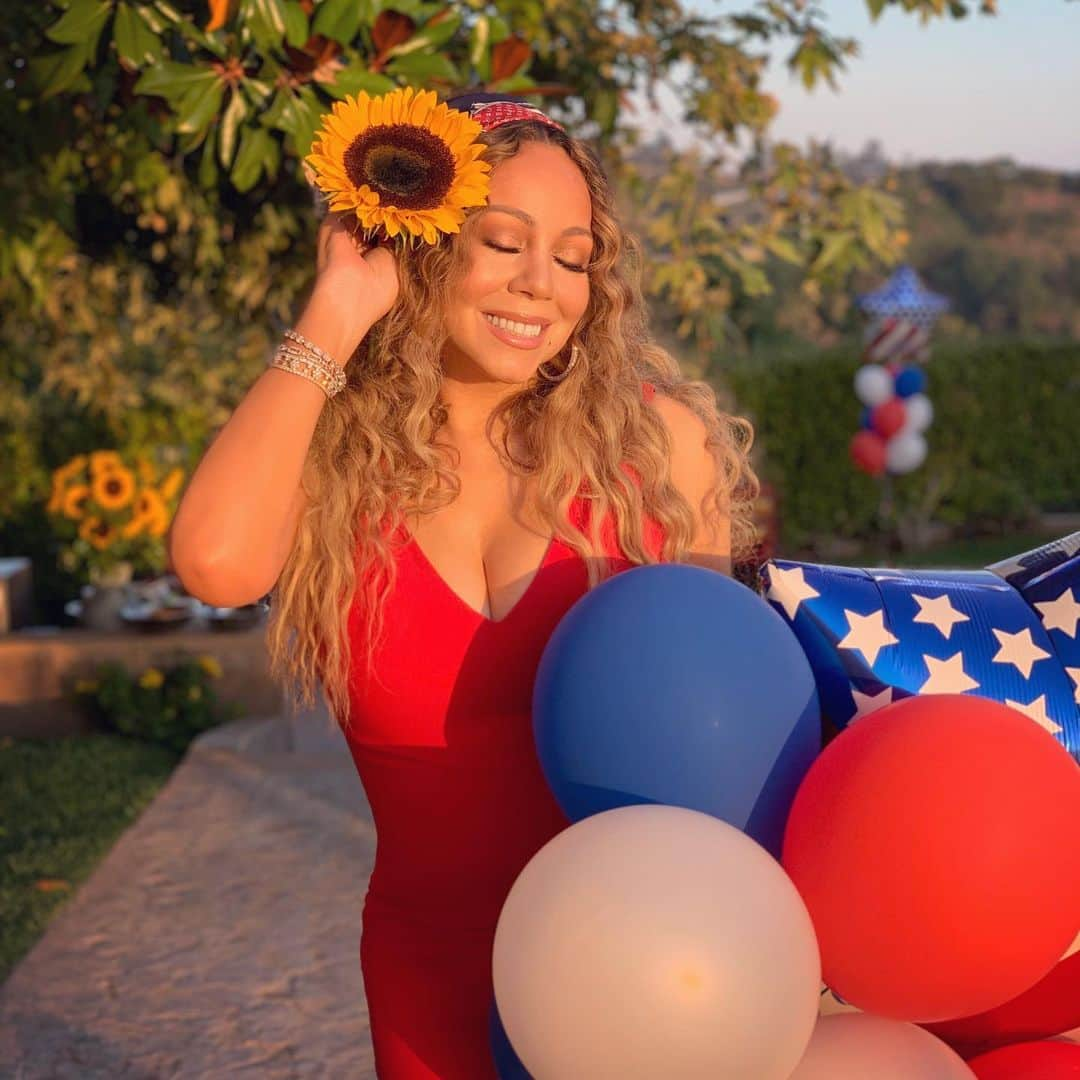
[253,0,287,34]
[384,51,459,83]
[865,0,888,17]
[241,0,287,49]
[282,0,310,47]
[592,86,617,134]
[763,234,803,265]
[809,231,854,275]
[468,15,489,74]
[231,126,277,191]
[312,0,368,44]
[218,89,248,166]
[28,41,95,99]
[45,0,112,46]
[135,61,221,101]
[486,72,535,94]
[321,66,396,99]
[198,138,219,187]
[175,79,226,134]
[270,85,324,155]
[386,11,461,58]
[113,3,163,66]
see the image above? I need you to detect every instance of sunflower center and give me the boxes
[342,123,456,210]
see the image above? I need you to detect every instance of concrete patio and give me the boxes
[0,696,378,1079]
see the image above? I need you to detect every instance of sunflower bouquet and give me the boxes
[304,86,492,248]
[47,450,186,587]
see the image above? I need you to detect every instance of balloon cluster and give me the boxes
[850,266,949,478]
[487,536,1080,1078]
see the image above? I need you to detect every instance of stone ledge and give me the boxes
[0,626,282,738]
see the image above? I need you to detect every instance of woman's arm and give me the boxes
[650,393,733,577]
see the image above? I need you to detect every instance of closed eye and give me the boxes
[483,240,589,273]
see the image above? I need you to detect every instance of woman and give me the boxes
[171,89,758,1078]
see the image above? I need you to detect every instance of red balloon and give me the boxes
[924,951,1080,1058]
[967,1040,1080,1079]
[850,430,887,475]
[781,694,1080,1023]
[871,396,907,438]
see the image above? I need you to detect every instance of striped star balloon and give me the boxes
[758,532,1080,762]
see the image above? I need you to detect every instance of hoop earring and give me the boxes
[537,342,581,384]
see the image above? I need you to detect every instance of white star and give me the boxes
[766,564,820,620]
[911,592,970,640]
[1004,693,1063,736]
[1035,587,1080,638]
[1067,667,1080,706]
[991,626,1051,679]
[838,608,899,667]
[850,685,894,722]
[919,651,980,694]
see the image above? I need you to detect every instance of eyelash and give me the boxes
[484,240,590,273]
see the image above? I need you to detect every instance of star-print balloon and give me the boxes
[758,532,1080,763]
[857,265,950,329]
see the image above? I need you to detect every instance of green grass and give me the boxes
[0,734,182,984]
[837,531,1067,570]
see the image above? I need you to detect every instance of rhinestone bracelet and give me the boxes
[268,336,348,399]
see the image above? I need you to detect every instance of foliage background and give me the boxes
[1,0,1076,625]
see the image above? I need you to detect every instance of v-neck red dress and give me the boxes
[342,389,664,1079]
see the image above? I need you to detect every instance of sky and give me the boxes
[628,0,1080,171]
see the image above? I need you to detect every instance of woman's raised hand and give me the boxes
[314,212,401,323]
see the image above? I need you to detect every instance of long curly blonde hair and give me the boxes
[265,118,759,734]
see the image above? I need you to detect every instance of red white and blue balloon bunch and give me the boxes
[488,532,1080,1079]
[850,266,949,478]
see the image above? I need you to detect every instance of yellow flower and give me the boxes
[92,465,136,511]
[121,488,169,539]
[79,515,118,551]
[62,484,91,520]
[197,655,224,679]
[188,685,202,702]
[159,466,185,501]
[53,455,88,486]
[139,668,164,690]
[305,87,491,247]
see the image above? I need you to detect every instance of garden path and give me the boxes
[0,696,378,1079]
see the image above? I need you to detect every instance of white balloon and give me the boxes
[901,393,934,434]
[493,805,821,1080]
[886,432,927,475]
[854,364,894,407]
[788,1014,975,1079]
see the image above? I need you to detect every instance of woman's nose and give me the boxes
[510,247,554,300]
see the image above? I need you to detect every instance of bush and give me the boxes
[69,653,244,753]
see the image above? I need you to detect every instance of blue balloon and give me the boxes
[859,404,874,430]
[489,998,533,1079]
[532,565,820,857]
[894,366,927,398]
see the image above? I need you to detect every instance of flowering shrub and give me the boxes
[70,654,243,752]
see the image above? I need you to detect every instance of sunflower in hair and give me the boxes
[305,87,492,247]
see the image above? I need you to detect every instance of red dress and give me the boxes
[344,386,664,1079]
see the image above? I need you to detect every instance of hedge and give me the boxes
[718,339,1079,552]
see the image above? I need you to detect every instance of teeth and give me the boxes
[484,313,543,337]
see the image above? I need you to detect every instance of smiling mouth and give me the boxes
[482,312,547,338]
